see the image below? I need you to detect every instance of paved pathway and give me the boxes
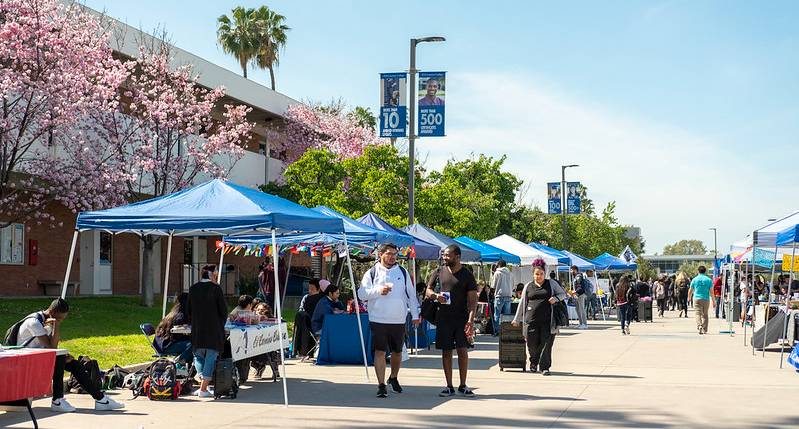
[3,311,798,428]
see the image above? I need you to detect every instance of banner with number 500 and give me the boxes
[417,71,446,137]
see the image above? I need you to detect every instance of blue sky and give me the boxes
[83,0,799,254]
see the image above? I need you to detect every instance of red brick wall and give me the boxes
[0,204,80,295]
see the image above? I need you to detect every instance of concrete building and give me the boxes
[642,254,716,275]
[0,12,313,297]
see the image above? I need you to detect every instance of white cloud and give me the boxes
[417,72,794,254]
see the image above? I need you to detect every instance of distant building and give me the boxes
[642,254,715,275]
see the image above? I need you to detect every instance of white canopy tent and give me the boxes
[485,235,561,285]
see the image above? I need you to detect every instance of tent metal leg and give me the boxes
[271,230,289,407]
[60,230,79,299]
[217,240,226,284]
[343,234,370,381]
[161,232,174,318]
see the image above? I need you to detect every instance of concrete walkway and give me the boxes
[3,312,798,428]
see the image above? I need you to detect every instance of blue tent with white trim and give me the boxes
[527,242,570,264]
[357,213,440,260]
[454,236,521,264]
[556,250,597,272]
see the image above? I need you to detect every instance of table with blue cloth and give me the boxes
[316,313,374,365]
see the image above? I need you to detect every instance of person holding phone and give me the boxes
[426,245,479,397]
[358,243,419,398]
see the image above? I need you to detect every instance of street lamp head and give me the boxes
[767,218,777,222]
[562,164,579,169]
[416,36,446,43]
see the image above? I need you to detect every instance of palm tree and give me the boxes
[217,7,257,78]
[252,6,289,90]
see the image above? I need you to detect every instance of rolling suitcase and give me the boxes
[498,322,526,372]
[212,358,239,399]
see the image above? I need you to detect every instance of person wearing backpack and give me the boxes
[570,266,589,329]
[358,243,419,398]
[10,298,124,412]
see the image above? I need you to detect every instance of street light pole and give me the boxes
[561,164,578,250]
[407,36,445,226]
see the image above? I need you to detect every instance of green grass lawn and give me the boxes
[1,297,296,370]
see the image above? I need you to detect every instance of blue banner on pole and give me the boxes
[752,247,775,269]
[547,182,562,214]
[566,182,581,214]
[417,71,445,137]
[379,72,407,138]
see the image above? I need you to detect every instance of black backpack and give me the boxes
[575,276,588,296]
[3,312,46,347]
[65,356,103,394]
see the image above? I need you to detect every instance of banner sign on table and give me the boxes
[752,247,775,269]
[417,71,446,137]
[566,182,581,214]
[379,72,407,138]
[228,323,289,362]
[782,254,799,272]
[547,182,562,214]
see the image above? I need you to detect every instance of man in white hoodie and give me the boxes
[491,260,514,336]
[358,243,420,398]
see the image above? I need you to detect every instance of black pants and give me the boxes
[656,298,667,316]
[53,355,103,400]
[678,290,689,315]
[526,324,554,371]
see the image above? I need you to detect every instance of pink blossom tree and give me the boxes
[0,0,129,226]
[93,44,254,306]
[274,103,380,164]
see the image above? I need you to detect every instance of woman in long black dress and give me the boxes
[512,258,567,375]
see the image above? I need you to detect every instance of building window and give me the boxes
[99,232,113,264]
[0,223,24,265]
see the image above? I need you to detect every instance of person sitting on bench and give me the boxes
[15,298,125,412]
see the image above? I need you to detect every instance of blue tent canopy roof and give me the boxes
[225,206,414,248]
[454,236,521,264]
[592,252,638,271]
[76,179,344,236]
[777,224,799,246]
[357,213,440,260]
[527,242,571,264]
[402,224,481,263]
[556,250,597,272]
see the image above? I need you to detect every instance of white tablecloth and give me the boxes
[171,323,289,362]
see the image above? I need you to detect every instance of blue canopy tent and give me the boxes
[592,252,638,271]
[66,179,368,405]
[556,250,597,272]
[527,242,571,265]
[357,213,440,260]
[403,224,481,263]
[454,236,521,264]
[226,205,414,248]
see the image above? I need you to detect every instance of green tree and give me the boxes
[417,154,522,240]
[663,239,708,255]
[349,106,376,131]
[217,7,258,78]
[252,6,289,90]
[636,257,658,280]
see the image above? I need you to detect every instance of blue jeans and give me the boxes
[618,303,630,330]
[162,340,193,363]
[193,348,219,380]
[493,296,512,334]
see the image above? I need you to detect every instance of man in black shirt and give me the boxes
[426,245,479,397]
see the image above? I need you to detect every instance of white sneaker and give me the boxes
[196,389,214,398]
[94,395,125,411]
[51,398,76,413]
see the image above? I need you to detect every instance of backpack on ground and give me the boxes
[3,312,45,347]
[212,357,238,399]
[125,369,148,398]
[144,358,181,400]
[102,365,130,390]
[65,356,103,394]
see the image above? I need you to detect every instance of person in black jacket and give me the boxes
[186,265,228,398]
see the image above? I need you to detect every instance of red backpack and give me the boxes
[144,359,181,400]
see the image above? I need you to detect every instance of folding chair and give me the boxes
[139,323,167,358]
[298,313,320,362]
